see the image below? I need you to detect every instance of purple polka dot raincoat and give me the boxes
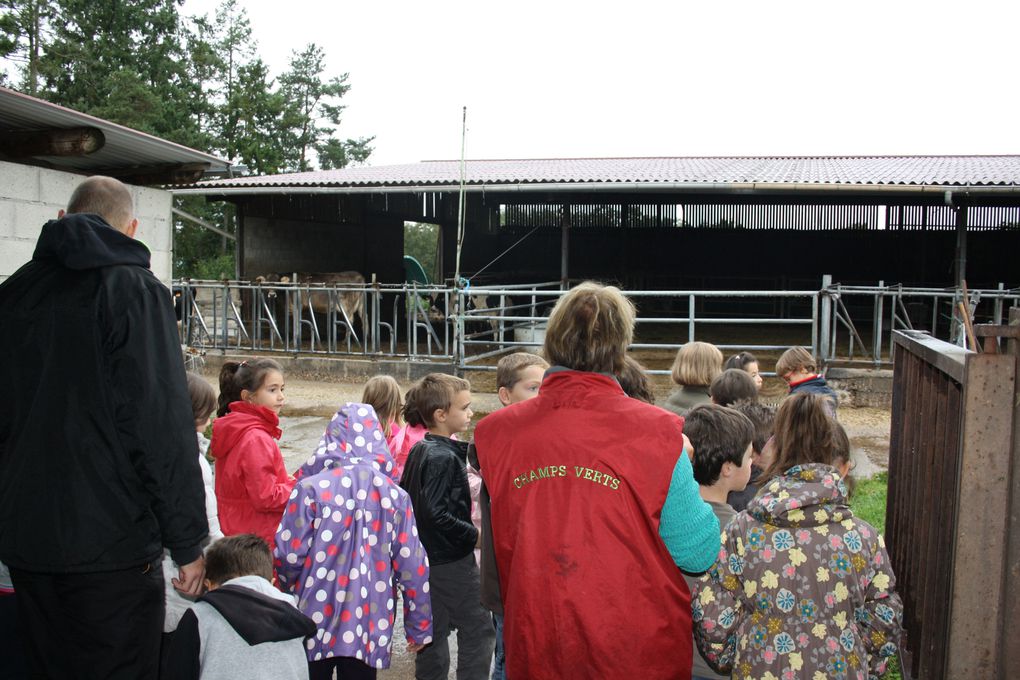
[274,403,434,669]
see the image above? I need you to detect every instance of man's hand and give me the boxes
[173,555,206,596]
[407,641,427,654]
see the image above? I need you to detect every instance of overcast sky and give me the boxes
[186,0,1018,167]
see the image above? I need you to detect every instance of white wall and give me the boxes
[0,160,174,283]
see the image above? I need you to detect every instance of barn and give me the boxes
[177,155,1020,293]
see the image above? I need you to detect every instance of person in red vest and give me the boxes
[472,281,721,680]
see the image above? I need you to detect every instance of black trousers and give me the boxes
[10,558,165,680]
[308,656,377,680]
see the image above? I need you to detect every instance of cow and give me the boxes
[256,271,366,347]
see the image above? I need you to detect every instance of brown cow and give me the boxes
[258,271,366,345]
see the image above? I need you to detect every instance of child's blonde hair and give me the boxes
[670,341,723,387]
[402,373,471,428]
[775,346,817,377]
[362,375,403,427]
[496,353,549,390]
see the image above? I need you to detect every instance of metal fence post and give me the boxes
[873,280,885,366]
[819,274,833,362]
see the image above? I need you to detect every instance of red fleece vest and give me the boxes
[474,370,694,680]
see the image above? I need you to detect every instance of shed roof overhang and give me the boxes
[0,86,231,184]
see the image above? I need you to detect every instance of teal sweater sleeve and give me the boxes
[658,453,721,573]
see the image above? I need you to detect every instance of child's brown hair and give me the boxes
[775,347,817,378]
[670,341,723,387]
[730,400,776,456]
[205,534,274,585]
[617,355,655,404]
[217,358,283,417]
[709,368,758,407]
[362,375,403,428]
[763,392,841,480]
[724,351,758,372]
[684,404,754,486]
[187,372,217,427]
[496,353,549,391]
[402,373,471,428]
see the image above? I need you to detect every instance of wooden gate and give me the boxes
[887,310,1020,679]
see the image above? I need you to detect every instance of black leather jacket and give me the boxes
[399,434,477,566]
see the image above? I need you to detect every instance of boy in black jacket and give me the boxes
[400,374,495,680]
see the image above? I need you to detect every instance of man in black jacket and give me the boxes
[0,176,209,678]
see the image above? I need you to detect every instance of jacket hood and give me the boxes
[210,401,281,460]
[201,578,314,644]
[32,213,150,270]
[297,402,397,481]
[747,463,853,528]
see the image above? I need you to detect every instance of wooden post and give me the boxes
[1000,307,1020,677]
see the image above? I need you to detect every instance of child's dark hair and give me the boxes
[730,400,776,455]
[187,372,217,427]
[205,534,273,585]
[684,404,754,485]
[710,368,758,407]
[217,358,283,417]
[763,392,840,480]
[402,373,470,428]
[617,355,655,404]
[775,346,817,378]
[724,351,758,372]
[496,352,549,390]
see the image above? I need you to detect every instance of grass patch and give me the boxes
[850,471,889,534]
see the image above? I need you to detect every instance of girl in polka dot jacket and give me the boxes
[275,403,433,680]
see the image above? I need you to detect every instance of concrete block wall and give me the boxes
[0,161,174,283]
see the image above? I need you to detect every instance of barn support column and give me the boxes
[560,204,571,289]
[954,204,968,288]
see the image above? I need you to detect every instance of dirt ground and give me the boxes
[200,370,891,679]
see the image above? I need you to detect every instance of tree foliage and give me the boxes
[0,0,374,277]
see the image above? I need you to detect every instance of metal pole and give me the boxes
[954,204,968,288]
[819,274,833,363]
[688,293,696,343]
[560,204,571,290]
[873,280,885,366]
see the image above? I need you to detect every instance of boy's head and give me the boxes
[775,347,817,383]
[617,355,655,404]
[496,353,549,406]
[684,404,754,491]
[402,373,472,436]
[204,534,273,589]
[709,368,758,407]
[543,281,635,374]
[729,400,776,466]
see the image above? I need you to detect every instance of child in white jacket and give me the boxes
[162,375,224,635]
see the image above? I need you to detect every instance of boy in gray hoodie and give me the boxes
[165,534,314,680]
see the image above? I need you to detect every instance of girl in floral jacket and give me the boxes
[277,403,433,680]
[693,393,903,680]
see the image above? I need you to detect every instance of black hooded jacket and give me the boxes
[0,213,208,572]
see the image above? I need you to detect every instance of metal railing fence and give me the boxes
[173,277,1019,370]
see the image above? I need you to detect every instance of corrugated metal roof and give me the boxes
[0,86,230,176]
[184,155,1020,192]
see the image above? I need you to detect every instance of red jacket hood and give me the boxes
[211,401,282,459]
